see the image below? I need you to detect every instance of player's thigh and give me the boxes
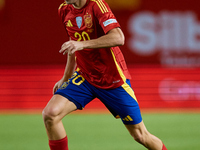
[55,71,96,110]
[43,94,77,119]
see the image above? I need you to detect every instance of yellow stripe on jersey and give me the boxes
[58,2,67,10]
[110,49,138,103]
[98,0,108,13]
[91,0,109,14]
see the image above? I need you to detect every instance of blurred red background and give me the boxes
[0,0,200,110]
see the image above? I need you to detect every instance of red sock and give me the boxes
[49,136,68,150]
[162,143,167,150]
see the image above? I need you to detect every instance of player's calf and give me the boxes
[125,122,166,150]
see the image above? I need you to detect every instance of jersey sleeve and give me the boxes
[92,0,121,34]
[58,2,70,38]
[58,2,67,22]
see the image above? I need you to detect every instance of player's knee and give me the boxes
[42,106,60,126]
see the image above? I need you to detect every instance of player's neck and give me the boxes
[73,0,87,9]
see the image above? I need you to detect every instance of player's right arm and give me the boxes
[53,3,76,94]
[53,52,76,94]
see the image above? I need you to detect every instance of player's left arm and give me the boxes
[59,27,125,55]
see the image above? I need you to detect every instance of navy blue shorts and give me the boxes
[55,71,142,125]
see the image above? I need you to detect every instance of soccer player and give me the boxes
[42,0,167,150]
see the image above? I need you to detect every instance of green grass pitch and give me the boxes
[0,113,199,150]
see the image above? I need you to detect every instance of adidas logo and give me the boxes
[66,20,73,27]
[122,115,133,121]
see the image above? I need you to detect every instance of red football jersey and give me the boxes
[58,0,131,89]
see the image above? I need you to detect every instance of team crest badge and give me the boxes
[76,16,82,29]
[84,14,93,28]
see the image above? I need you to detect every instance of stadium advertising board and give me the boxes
[128,66,200,109]
[1,66,199,109]
[0,0,199,110]
[112,0,200,68]
[0,0,200,66]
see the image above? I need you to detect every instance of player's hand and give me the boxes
[59,40,84,55]
[53,78,65,94]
